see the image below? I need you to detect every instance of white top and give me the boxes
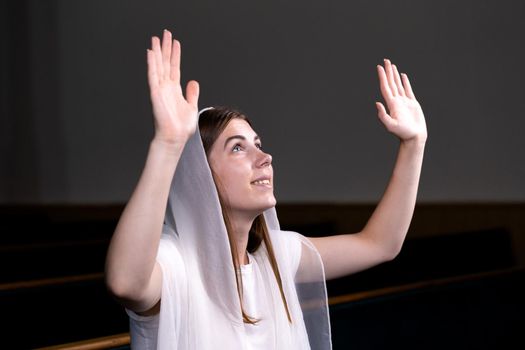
[240,253,275,350]
[126,231,305,350]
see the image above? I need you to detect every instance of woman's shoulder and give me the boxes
[269,229,311,252]
[267,229,303,274]
[268,228,301,242]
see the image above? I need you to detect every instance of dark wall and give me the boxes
[2,0,525,203]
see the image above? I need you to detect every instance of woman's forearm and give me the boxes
[105,30,199,306]
[105,139,185,298]
[361,138,426,258]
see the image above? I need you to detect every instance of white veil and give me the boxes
[155,108,332,349]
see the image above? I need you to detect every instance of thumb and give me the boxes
[185,80,200,107]
[375,102,394,129]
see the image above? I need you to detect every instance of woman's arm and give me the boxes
[308,59,427,280]
[105,30,199,312]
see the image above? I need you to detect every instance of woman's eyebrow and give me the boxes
[223,135,260,149]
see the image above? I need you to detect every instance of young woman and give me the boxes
[105,29,427,349]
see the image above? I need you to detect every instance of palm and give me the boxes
[376,60,427,142]
[147,30,199,144]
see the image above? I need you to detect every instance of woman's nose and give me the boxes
[256,150,272,168]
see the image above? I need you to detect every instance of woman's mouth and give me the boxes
[251,179,270,185]
[251,179,272,188]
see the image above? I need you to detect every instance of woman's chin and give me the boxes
[229,194,277,218]
[250,196,277,215]
[263,195,277,209]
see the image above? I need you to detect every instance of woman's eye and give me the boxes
[232,144,242,152]
[256,143,262,150]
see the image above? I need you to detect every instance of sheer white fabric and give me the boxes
[128,108,332,349]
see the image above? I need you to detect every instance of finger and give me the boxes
[377,65,393,101]
[170,39,181,83]
[384,59,398,96]
[161,30,172,79]
[152,36,164,79]
[147,49,159,90]
[392,64,405,97]
[185,80,200,107]
[376,102,395,129]
[401,73,415,99]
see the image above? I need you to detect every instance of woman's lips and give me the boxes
[251,179,272,188]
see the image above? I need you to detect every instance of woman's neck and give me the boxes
[229,211,257,265]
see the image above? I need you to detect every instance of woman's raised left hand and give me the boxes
[376,59,427,143]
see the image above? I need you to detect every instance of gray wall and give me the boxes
[2,0,525,204]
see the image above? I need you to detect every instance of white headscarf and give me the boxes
[155,108,332,349]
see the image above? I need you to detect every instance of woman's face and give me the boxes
[208,119,276,217]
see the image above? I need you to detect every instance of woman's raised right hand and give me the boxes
[147,30,199,146]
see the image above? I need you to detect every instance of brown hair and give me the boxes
[199,106,292,324]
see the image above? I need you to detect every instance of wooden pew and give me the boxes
[18,267,524,350]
